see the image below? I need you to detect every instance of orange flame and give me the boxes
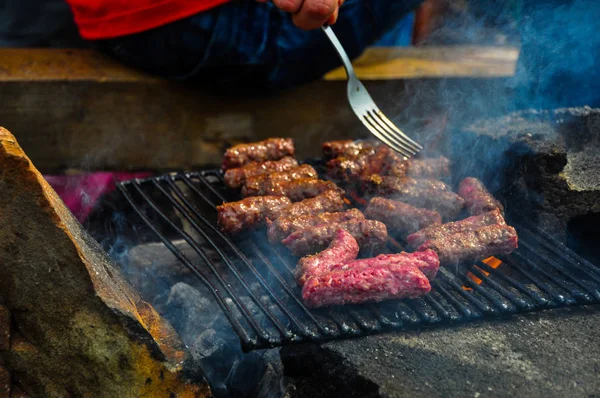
[463,257,502,290]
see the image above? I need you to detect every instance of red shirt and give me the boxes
[65,0,231,40]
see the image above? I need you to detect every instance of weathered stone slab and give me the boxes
[450,107,600,241]
[0,360,10,398]
[283,305,600,398]
[0,127,210,397]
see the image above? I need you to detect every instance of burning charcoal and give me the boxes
[282,219,388,257]
[302,263,431,308]
[190,329,242,396]
[295,229,360,286]
[364,197,442,237]
[165,283,228,335]
[241,164,318,197]
[224,157,299,189]
[406,209,506,250]
[217,196,292,234]
[458,177,504,216]
[418,224,518,266]
[251,350,285,398]
[266,208,364,244]
[222,137,295,170]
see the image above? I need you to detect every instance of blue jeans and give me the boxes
[98,0,423,94]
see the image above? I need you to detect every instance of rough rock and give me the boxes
[0,127,211,397]
[450,107,600,241]
[0,295,10,397]
[282,305,600,398]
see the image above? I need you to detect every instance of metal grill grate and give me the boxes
[116,167,600,352]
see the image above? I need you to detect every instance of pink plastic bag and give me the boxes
[44,172,151,223]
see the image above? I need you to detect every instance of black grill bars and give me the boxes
[116,170,600,352]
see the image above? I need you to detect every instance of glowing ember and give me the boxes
[463,256,502,290]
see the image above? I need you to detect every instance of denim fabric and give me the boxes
[98,0,423,94]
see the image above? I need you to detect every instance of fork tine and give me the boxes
[365,111,418,156]
[374,110,423,151]
[361,114,411,158]
[320,26,422,156]
[362,114,413,158]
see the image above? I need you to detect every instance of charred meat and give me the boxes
[364,197,442,236]
[326,145,394,182]
[295,229,360,286]
[418,224,518,265]
[368,176,464,220]
[407,209,506,249]
[332,249,440,280]
[267,208,364,244]
[388,156,451,179]
[366,175,450,194]
[458,177,504,215]
[302,262,431,308]
[241,164,318,197]
[222,138,295,169]
[217,196,292,234]
[223,156,298,189]
[282,189,346,220]
[282,218,388,257]
[322,139,379,159]
[245,177,342,202]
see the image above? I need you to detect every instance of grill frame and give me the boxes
[115,165,600,352]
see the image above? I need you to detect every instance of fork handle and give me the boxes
[321,26,356,79]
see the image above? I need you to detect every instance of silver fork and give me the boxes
[321,25,422,158]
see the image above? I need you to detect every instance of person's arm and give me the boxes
[256,0,343,30]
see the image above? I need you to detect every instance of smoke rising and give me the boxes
[80,1,600,396]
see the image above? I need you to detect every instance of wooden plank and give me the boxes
[0,49,157,82]
[0,48,512,172]
[324,46,519,80]
[0,46,518,82]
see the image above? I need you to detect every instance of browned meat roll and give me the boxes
[406,209,506,249]
[244,177,343,202]
[418,224,518,265]
[223,157,298,189]
[282,190,346,220]
[222,138,295,170]
[388,156,451,179]
[217,196,292,234]
[326,145,395,182]
[458,177,505,215]
[367,176,464,220]
[364,197,442,237]
[241,164,318,197]
[322,139,379,159]
[266,208,364,244]
[282,218,388,257]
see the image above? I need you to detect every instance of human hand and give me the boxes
[257,0,343,30]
